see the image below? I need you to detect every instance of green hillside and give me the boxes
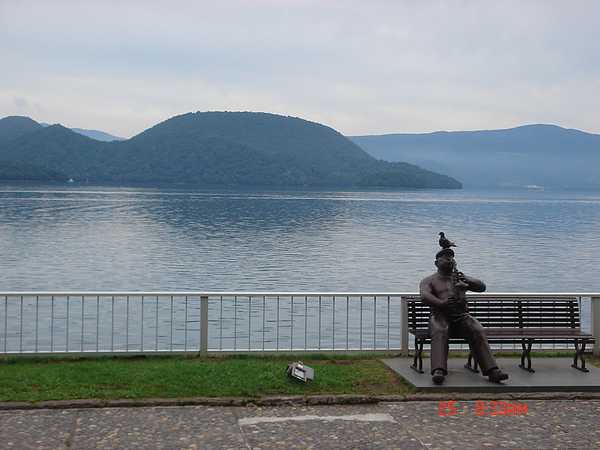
[0,160,70,182]
[0,112,461,188]
[0,116,43,142]
[0,124,115,180]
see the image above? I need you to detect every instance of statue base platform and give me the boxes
[382,358,600,393]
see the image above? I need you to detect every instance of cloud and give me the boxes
[1,0,599,138]
[10,95,42,113]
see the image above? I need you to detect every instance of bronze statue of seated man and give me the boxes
[419,247,508,384]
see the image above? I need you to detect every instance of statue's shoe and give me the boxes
[488,368,509,382]
[432,369,445,384]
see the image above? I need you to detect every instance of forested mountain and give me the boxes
[0,160,70,182]
[0,112,461,188]
[0,116,43,142]
[1,116,125,142]
[0,117,69,181]
[350,125,600,189]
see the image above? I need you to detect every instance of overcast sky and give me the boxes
[1,0,599,139]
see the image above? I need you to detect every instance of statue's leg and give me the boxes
[428,313,450,375]
[458,315,497,375]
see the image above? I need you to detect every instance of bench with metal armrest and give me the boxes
[407,296,595,374]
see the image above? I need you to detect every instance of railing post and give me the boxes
[199,296,209,357]
[591,297,600,355]
[400,296,409,356]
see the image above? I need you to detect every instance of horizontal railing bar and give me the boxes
[1,291,598,297]
[0,349,403,357]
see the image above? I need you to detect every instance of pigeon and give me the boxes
[438,232,457,248]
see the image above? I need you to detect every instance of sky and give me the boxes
[1,0,600,139]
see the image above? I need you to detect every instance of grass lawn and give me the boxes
[2,353,597,403]
[0,354,413,402]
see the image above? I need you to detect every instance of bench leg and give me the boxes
[464,352,480,373]
[571,341,590,372]
[519,341,535,372]
[410,339,425,373]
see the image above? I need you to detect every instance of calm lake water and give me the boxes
[1,182,599,293]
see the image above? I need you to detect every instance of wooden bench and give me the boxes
[407,296,595,374]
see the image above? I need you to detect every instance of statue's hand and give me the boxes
[455,280,469,291]
[445,294,467,313]
[441,297,459,313]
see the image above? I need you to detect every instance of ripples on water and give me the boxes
[1,183,599,293]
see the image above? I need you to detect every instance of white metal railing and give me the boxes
[1,292,599,357]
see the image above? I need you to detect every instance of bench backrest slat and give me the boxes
[407,297,581,330]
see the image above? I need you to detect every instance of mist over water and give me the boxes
[1,183,599,294]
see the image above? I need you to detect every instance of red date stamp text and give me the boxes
[438,400,528,416]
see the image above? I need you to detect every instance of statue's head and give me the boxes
[435,248,456,272]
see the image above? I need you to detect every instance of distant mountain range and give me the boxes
[0,113,460,188]
[3,113,596,189]
[43,125,126,142]
[349,125,600,190]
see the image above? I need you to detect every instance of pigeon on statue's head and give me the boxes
[438,232,457,249]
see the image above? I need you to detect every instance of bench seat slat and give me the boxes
[410,329,593,339]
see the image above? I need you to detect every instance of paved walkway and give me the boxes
[1,396,600,449]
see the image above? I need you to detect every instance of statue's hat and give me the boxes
[435,248,455,258]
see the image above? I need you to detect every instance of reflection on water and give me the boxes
[1,183,599,293]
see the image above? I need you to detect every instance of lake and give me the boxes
[1,183,599,294]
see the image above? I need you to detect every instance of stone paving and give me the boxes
[1,397,600,449]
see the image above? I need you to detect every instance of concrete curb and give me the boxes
[2,391,600,411]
